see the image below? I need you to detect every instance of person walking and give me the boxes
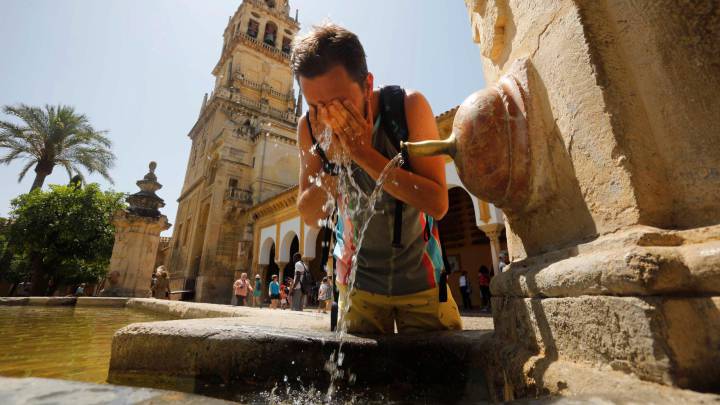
[459,270,472,310]
[478,265,492,312]
[280,279,290,310]
[291,252,307,311]
[269,275,280,309]
[233,273,253,306]
[317,276,331,313]
[253,274,263,307]
[153,266,170,299]
[149,271,158,298]
[74,283,86,297]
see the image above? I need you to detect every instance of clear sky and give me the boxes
[0,0,486,235]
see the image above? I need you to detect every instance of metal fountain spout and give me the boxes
[401,70,531,212]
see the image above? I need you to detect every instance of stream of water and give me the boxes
[307,124,406,402]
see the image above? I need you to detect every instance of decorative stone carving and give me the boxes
[465,0,510,63]
[126,162,165,218]
[107,162,171,297]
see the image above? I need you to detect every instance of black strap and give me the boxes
[438,223,449,302]
[305,113,339,176]
[379,86,411,249]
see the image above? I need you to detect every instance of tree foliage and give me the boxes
[5,184,125,290]
[0,104,116,191]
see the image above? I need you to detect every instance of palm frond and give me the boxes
[17,160,37,183]
[2,103,116,185]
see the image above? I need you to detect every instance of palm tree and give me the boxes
[0,104,115,191]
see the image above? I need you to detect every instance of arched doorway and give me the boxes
[258,239,280,297]
[281,235,299,285]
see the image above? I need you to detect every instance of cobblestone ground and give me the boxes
[224,304,494,331]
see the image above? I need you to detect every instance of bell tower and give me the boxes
[166,0,301,304]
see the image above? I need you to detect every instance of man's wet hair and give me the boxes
[291,23,368,87]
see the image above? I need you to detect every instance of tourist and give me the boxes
[478,265,491,312]
[293,24,462,333]
[280,279,290,310]
[317,276,331,313]
[498,251,508,273]
[233,272,253,306]
[153,266,170,299]
[459,270,472,310]
[290,252,308,311]
[269,275,280,309]
[74,283,85,297]
[149,271,158,298]
[253,274,263,307]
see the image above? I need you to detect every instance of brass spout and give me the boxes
[401,133,457,159]
[398,70,530,211]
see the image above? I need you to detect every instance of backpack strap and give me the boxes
[380,86,411,249]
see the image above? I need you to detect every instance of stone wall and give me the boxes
[464,0,720,395]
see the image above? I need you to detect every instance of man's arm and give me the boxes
[296,114,340,228]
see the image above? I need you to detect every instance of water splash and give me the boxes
[303,123,404,403]
[325,152,404,402]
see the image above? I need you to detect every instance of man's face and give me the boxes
[299,64,373,126]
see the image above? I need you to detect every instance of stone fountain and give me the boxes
[403,0,720,398]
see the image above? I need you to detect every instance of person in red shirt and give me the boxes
[478,265,491,312]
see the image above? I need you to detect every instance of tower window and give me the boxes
[247,19,259,38]
[282,37,291,54]
[228,178,238,189]
[263,21,278,46]
[266,0,276,8]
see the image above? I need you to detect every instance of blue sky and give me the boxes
[0,0,486,235]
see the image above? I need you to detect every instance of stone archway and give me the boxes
[279,234,299,284]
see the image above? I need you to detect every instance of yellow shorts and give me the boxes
[337,284,463,334]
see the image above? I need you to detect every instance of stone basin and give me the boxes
[109,318,494,402]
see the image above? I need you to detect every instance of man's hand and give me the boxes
[320,97,374,164]
[309,105,343,161]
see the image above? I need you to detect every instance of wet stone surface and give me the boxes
[109,318,494,403]
[0,376,234,404]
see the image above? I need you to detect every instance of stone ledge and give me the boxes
[516,360,720,404]
[109,318,493,402]
[76,297,129,307]
[27,297,77,306]
[125,298,330,330]
[493,226,720,298]
[0,376,233,404]
[0,297,29,306]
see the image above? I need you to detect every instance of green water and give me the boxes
[0,306,173,384]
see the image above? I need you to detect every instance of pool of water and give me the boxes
[0,306,173,384]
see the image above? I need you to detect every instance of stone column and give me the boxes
[277,262,288,284]
[478,223,504,275]
[105,162,171,297]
